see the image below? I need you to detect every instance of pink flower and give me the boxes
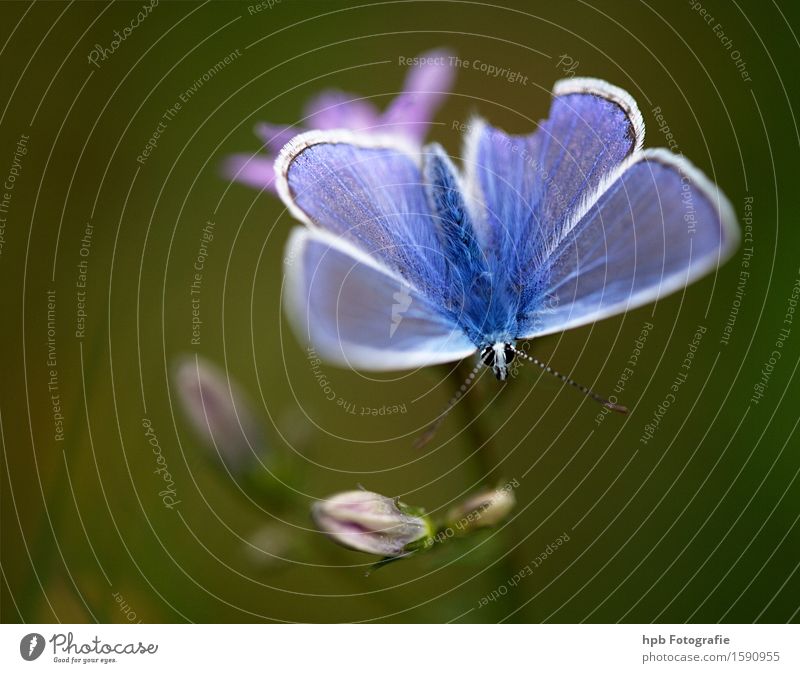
[224,49,455,192]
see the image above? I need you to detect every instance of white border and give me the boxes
[523,148,740,339]
[274,128,421,228]
[553,76,646,153]
[283,226,477,371]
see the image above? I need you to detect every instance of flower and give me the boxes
[446,485,516,532]
[172,355,265,473]
[224,48,455,192]
[311,490,432,556]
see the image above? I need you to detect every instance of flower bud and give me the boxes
[172,355,265,473]
[245,524,294,569]
[312,490,432,556]
[446,486,516,532]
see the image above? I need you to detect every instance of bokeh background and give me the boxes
[1,0,798,624]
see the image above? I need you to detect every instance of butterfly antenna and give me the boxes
[413,361,484,449]
[510,346,628,414]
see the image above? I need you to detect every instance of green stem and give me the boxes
[443,361,495,484]
[442,361,528,623]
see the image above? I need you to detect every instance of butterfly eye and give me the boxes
[480,346,495,367]
[503,343,516,364]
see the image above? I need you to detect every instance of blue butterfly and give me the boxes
[276,78,739,413]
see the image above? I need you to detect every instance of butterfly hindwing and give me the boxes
[518,149,739,338]
[284,227,476,370]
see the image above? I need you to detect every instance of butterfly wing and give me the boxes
[284,227,476,370]
[517,149,739,338]
[463,78,643,273]
[276,130,450,305]
[530,77,644,233]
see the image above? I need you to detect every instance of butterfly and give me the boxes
[276,77,739,420]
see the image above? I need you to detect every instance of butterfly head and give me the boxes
[480,342,516,381]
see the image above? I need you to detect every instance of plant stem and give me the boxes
[443,361,495,484]
[442,361,528,622]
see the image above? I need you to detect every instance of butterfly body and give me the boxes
[480,342,517,381]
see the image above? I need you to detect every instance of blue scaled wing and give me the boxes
[518,149,739,338]
[463,78,644,279]
[284,227,476,370]
[276,130,450,306]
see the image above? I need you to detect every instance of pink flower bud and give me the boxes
[446,486,516,531]
[172,356,264,473]
[312,490,432,556]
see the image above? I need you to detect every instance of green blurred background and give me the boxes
[1,0,798,623]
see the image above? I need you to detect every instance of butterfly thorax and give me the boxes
[479,342,516,381]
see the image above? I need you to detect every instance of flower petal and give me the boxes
[254,122,300,154]
[303,89,382,131]
[382,48,455,142]
[222,153,277,191]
